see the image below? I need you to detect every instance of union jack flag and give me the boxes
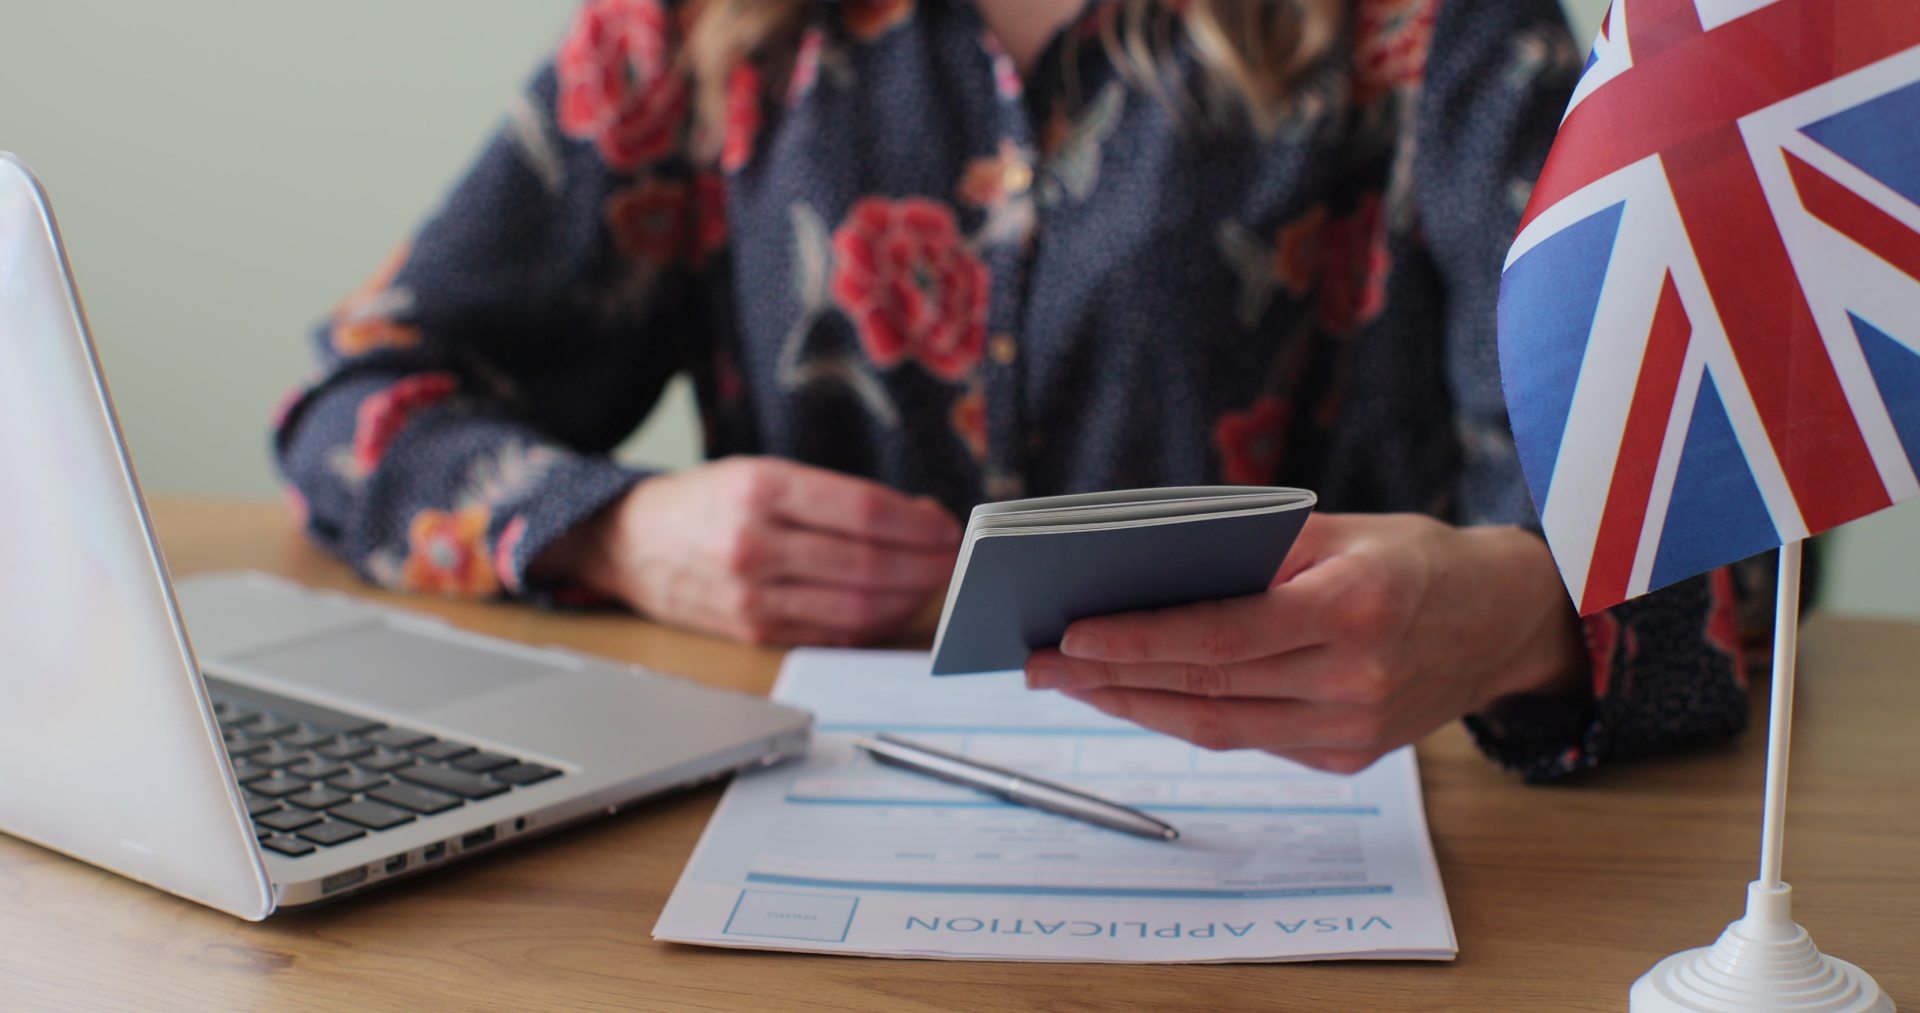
[1498,0,1920,615]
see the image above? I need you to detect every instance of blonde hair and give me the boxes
[682,0,1344,158]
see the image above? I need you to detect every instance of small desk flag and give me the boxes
[1498,0,1920,615]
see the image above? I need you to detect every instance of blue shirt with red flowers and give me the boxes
[273,0,1757,781]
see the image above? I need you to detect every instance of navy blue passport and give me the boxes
[928,487,1315,675]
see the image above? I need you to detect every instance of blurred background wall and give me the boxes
[2,0,1909,616]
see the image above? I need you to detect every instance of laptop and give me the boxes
[0,152,812,919]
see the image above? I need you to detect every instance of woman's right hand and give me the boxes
[531,457,963,645]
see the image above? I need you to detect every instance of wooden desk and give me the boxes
[1,499,1912,1010]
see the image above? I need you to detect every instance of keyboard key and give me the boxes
[253,745,307,768]
[246,717,298,739]
[397,765,509,800]
[369,782,463,815]
[230,760,273,783]
[287,786,351,810]
[297,820,368,847]
[357,750,413,772]
[451,751,515,774]
[412,740,474,762]
[257,808,322,832]
[244,795,282,818]
[492,762,562,787]
[317,738,374,761]
[248,774,311,798]
[216,708,260,730]
[205,677,383,735]
[224,739,271,759]
[330,799,416,830]
[365,727,433,750]
[328,769,390,793]
[261,835,316,857]
[287,759,346,781]
[281,727,335,749]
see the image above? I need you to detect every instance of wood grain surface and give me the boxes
[0,499,1910,1011]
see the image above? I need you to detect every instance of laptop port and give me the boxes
[385,855,408,875]
[462,827,497,849]
[321,867,369,895]
[423,842,446,862]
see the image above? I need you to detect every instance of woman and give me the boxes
[274,0,1753,781]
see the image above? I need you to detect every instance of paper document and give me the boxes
[654,650,1457,962]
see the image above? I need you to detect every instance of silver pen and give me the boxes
[852,733,1180,842]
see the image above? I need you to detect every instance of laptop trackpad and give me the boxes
[225,624,563,713]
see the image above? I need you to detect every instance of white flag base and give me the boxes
[1630,881,1892,1012]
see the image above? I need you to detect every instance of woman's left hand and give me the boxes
[1022,512,1587,774]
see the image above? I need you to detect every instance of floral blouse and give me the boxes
[273,0,1755,781]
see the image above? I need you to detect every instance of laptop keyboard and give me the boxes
[207,676,562,859]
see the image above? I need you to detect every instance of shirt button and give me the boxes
[1001,159,1033,196]
[989,333,1018,365]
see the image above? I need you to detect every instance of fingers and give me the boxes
[1272,511,1339,585]
[1257,747,1389,777]
[1026,644,1384,704]
[1057,586,1333,667]
[1026,513,1498,775]
[1058,531,1410,668]
[1055,687,1400,771]
[612,459,962,647]
[738,525,955,590]
[684,585,931,646]
[752,459,962,549]
[749,583,929,637]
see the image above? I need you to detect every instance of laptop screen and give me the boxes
[0,154,274,919]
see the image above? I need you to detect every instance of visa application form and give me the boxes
[654,649,1456,962]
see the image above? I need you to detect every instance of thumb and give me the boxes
[1272,511,1343,586]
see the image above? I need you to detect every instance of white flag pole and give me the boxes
[1758,538,1802,891]
[1630,540,1891,1012]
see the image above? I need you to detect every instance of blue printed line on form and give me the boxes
[742,873,1394,900]
[780,797,1380,816]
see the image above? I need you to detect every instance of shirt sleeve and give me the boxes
[1407,0,1752,781]
[273,3,719,601]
